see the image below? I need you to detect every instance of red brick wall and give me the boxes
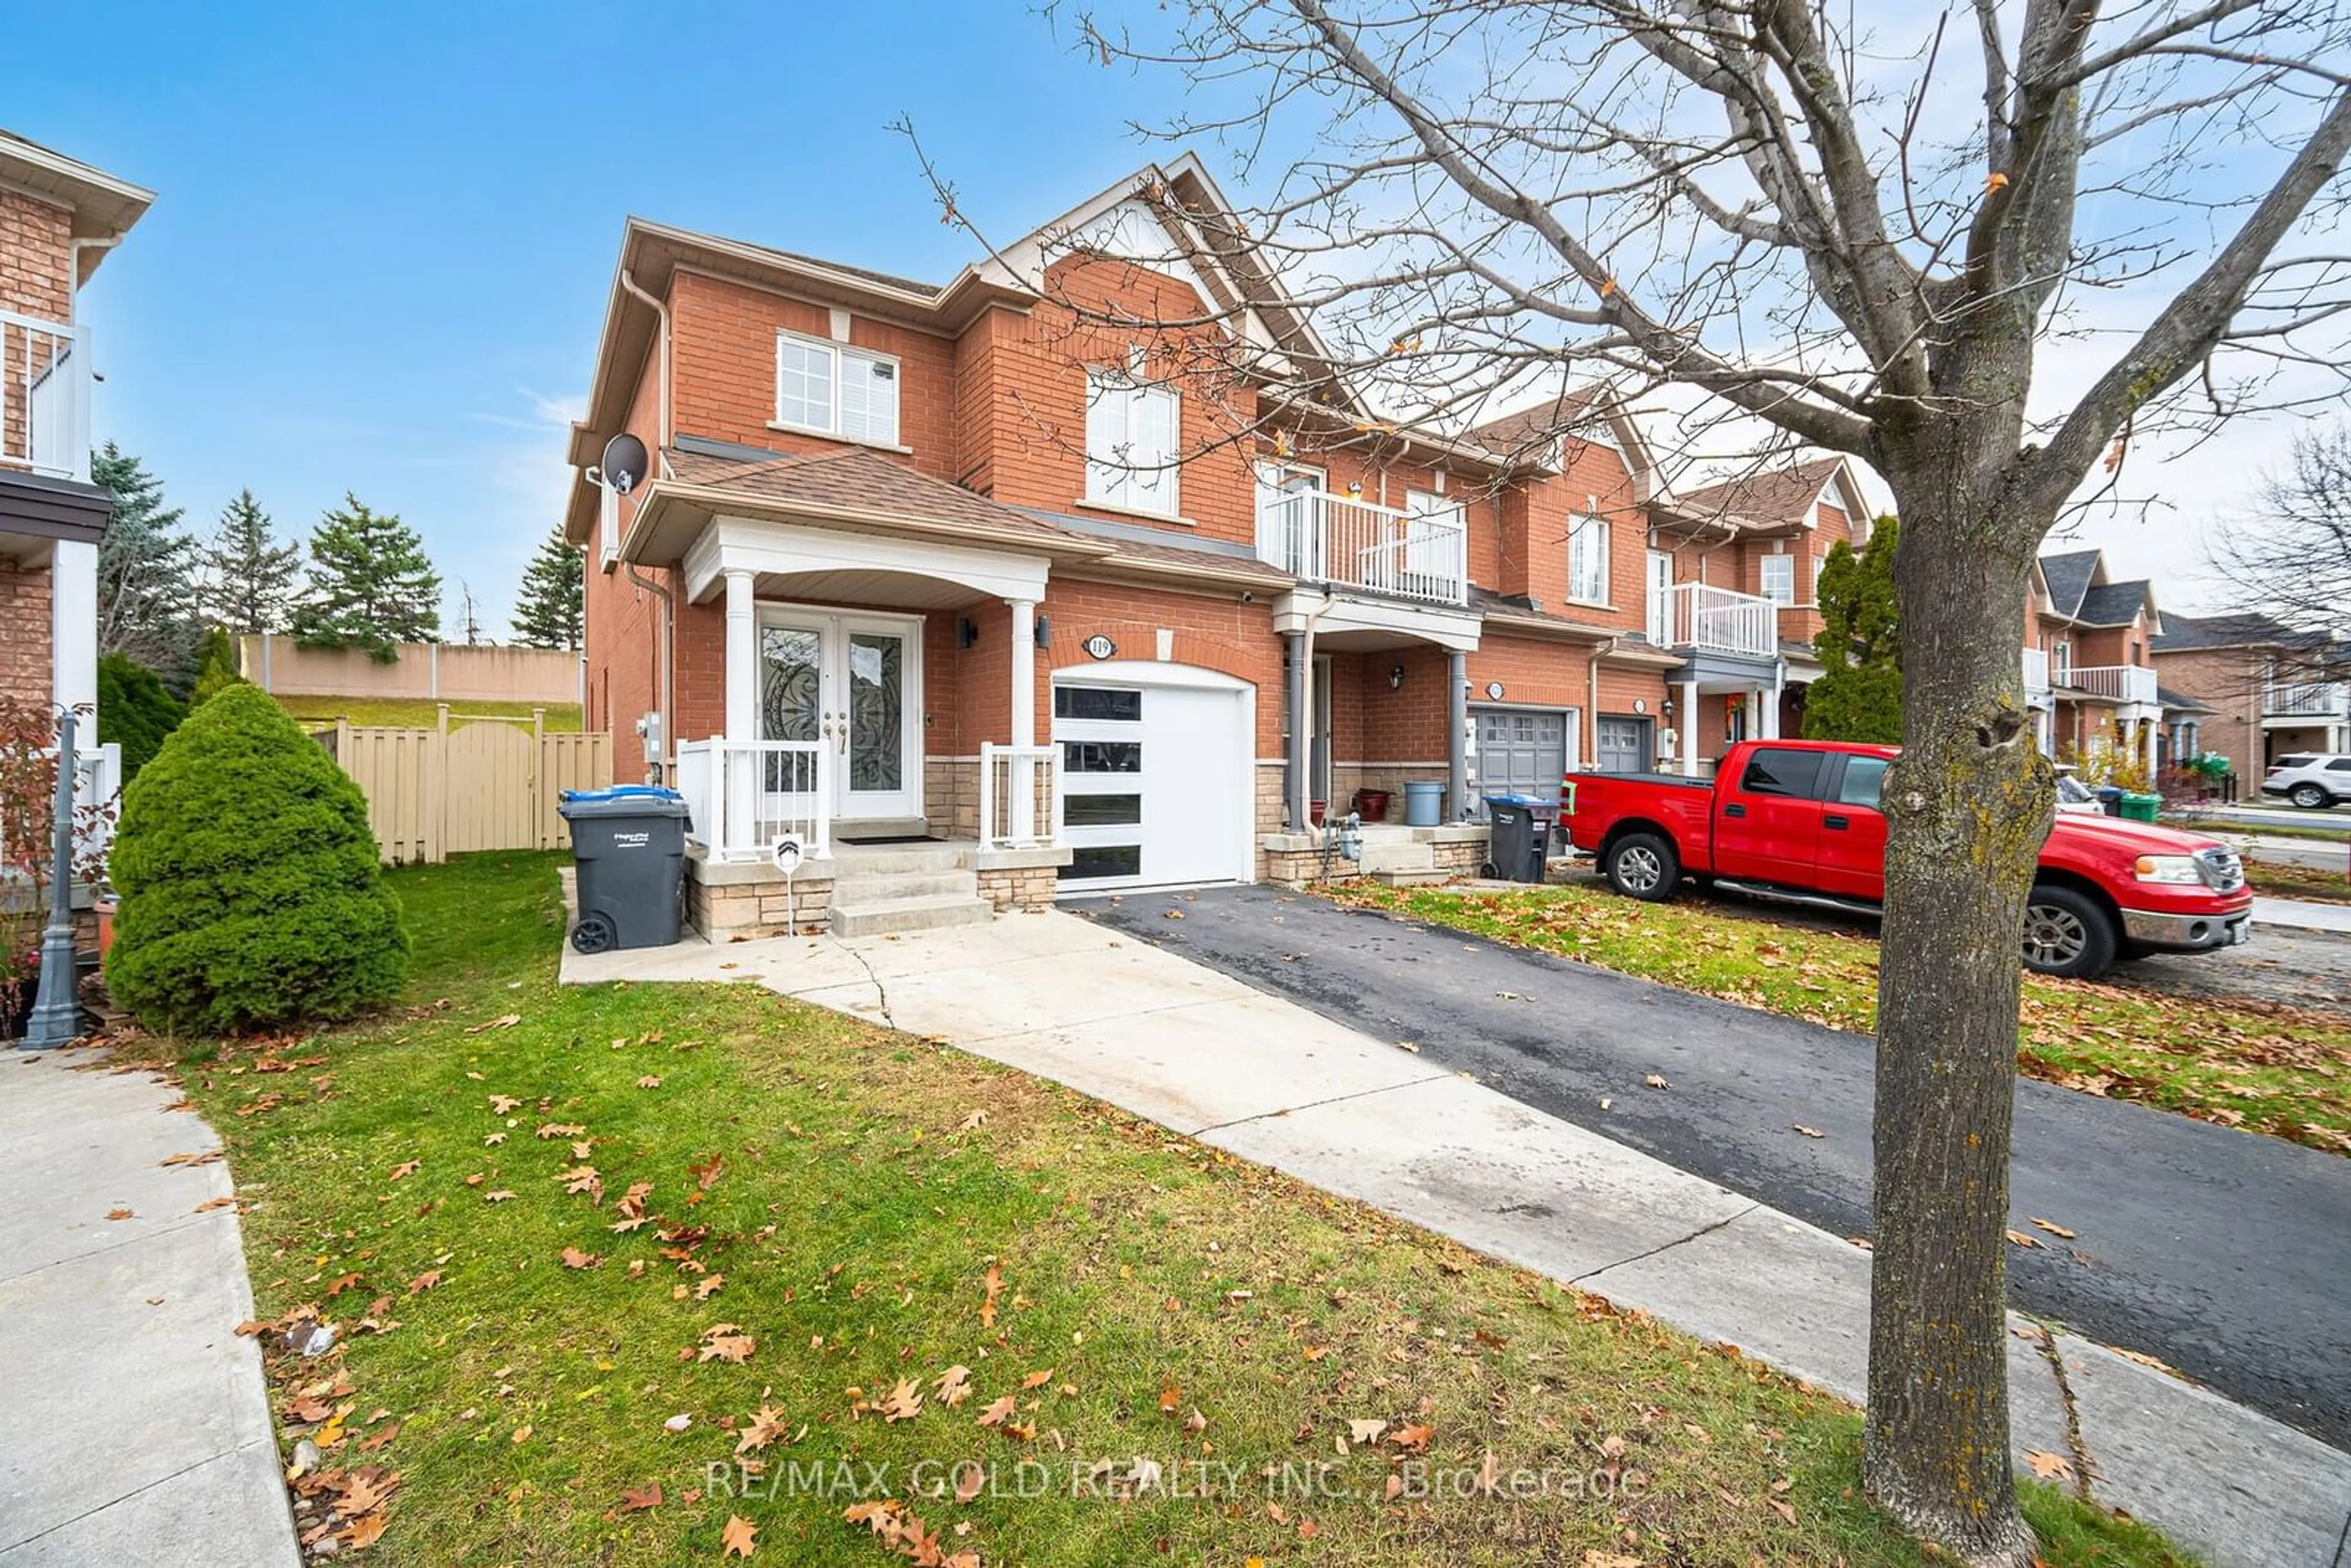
[667,270,960,477]
[583,350,669,776]
[1,189,73,474]
[1037,577,1282,754]
[0,563,53,705]
[2153,645,2267,778]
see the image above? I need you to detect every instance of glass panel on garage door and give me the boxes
[1596,716,1651,773]
[1473,708,1569,806]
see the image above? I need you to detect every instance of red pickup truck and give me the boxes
[1561,740,2252,979]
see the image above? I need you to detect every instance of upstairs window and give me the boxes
[1567,512,1610,604]
[1760,553,1795,604]
[776,331,900,446]
[1086,362,1181,516]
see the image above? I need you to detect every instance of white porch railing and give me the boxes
[676,738,830,863]
[1,310,89,482]
[980,743,1058,849]
[2264,680,2347,718]
[0,743,121,887]
[1255,491,1468,606]
[2023,646,2051,699]
[1652,581,1779,659]
[2067,664,2159,705]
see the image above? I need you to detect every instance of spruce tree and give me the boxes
[91,443,201,689]
[189,626,244,705]
[198,488,303,634]
[290,494,443,662]
[1802,516,1903,744]
[511,527,585,650]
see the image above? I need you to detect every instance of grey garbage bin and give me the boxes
[1483,792,1553,883]
[559,786,691,953]
[1402,779,1445,826]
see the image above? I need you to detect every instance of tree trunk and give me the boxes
[1864,478,2051,1568]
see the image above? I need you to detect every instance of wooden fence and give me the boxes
[317,708,612,864]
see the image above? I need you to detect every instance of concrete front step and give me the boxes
[834,868,980,903]
[1357,841,1438,874]
[830,842,969,876]
[1369,868,1457,887]
[829,891,995,937]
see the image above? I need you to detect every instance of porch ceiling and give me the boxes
[744,567,985,610]
[683,516,1052,607]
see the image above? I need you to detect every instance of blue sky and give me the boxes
[17,1,1169,636]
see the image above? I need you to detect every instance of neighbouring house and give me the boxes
[2027,548,2168,771]
[0,129,150,723]
[561,158,1872,939]
[2151,611,2348,780]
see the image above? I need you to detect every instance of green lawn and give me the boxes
[270,694,585,732]
[161,855,2186,1566]
[1334,879,2351,1158]
[2240,851,2351,905]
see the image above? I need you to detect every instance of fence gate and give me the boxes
[325,710,613,864]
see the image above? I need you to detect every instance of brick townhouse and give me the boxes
[2025,549,2174,773]
[0,130,149,719]
[561,158,1881,939]
[2151,612,2347,781]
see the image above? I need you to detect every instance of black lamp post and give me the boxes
[22,708,82,1051]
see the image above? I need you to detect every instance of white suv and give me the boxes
[2262,752,2351,809]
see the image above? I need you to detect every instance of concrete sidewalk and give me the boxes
[566,913,2351,1567]
[0,1048,298,1567]
[2253,893,2351,936]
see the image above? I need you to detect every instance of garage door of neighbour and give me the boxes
[1054,673,1250,891]
[1474,709,1568,803]
[1596,716,1651,773]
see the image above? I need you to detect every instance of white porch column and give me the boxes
[1008,598,1038,842]
[2143,716,2159,777]
[1678,681,1700,777]
[1762,666,1785,739]
[722,569,757,741]
[50,538,97,719]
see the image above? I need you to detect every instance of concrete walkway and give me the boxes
[565,915,2351,1568]
[2255,893,2351,936]
[0,1048,297,1566]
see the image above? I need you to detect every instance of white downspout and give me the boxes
[615,267,677,778]
[617,269,675,481]
[1586,636,1616,771]
[1297,595,1332,828]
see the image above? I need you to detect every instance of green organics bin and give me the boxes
[2119,792,2161,823]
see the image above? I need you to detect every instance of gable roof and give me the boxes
[2075,579,2154,628]
[2038,550,2099,619]
[1461,386,1660,498]
[1673,455,1850,530]
[2152,611,2325,653]
[0,127,152,282]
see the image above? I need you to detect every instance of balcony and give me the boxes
[2023,646,2052,699]
[2265,680,2347,718]
[1650,581,1779,660]
[1255,491,1467,607]
[2064,664,2159,705]
[1,310,89,482]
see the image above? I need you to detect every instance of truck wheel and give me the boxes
[2290,782,2331,809]
[2021,885,2116,979]
[1605,832,1681,901]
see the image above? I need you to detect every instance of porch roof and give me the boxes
[622,443,1114,567]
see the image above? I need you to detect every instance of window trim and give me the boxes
[1760,553,1796,605]
[1566,511,1611,607]
[772,328,902,448]
[1085,363,1182,518]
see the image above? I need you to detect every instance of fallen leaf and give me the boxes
[1158,1384,1182,1414]
[618,1481,662,1512]
[737,1405,788,1454]
[935,1365,973,1407]
[193,1196,238,1214]
[2030,1218,2077,1240]
[407,1269,443,1294]
[954,1462,986,1504]
[1022,1368,1054,1390]
[1390,1422,1433,1454]
[976,1395,1016,1428]
[882,1378,924,1422]
[561,1247,601,1269]
[388,1160,420,1180]
[722,1513,758,1557]
[2005,1229,2043,1249]
[468,1013,523,1034]
[1644,1074,1670,1090]
[958,1109,988,1131]
[1792,1125,1826,1139]
[637,1076,662,1090]
[696,1274,726,1300]
[489,1095,521,1114]
[980,1261,1003,1329]
[484,1189,516,1203]
[105,1208,133,1221]
[1347,1418,1387,1446]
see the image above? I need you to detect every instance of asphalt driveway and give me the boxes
[1071,883,2351,1450]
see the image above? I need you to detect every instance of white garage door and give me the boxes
[1053,666,1252,891]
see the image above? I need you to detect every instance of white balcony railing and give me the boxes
[2023,646,2052,698]
[2066,664,2160,705]
[979,743,1058,849]
[1256,491,1468,606]
[1,310,89,482]
[2265,680,2347,718]
[676,738,830,863]
[1651,581,1779,659]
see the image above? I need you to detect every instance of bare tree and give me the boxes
[2210,419,2351,677]
[912,4,2351,1560]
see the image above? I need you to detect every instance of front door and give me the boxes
[756,609,922,822]
[1646,550,1674,642]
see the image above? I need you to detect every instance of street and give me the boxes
[1074,885,2351,1450]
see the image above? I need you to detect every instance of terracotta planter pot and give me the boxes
[1354,789,1392,822]
[1309,799,1327,828]
[94,898,117,958]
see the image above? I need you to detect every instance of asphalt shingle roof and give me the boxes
[666,445,1074,543]
[2074,579,2151,628]
[1675,456,1845,528]
[2151,610,2313,652]
[2038,550,2099,619]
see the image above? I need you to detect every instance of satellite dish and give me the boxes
[601,433,650,495]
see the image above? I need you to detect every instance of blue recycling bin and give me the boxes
[558,786,691,953]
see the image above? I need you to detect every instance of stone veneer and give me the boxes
[686,841,1067,940]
